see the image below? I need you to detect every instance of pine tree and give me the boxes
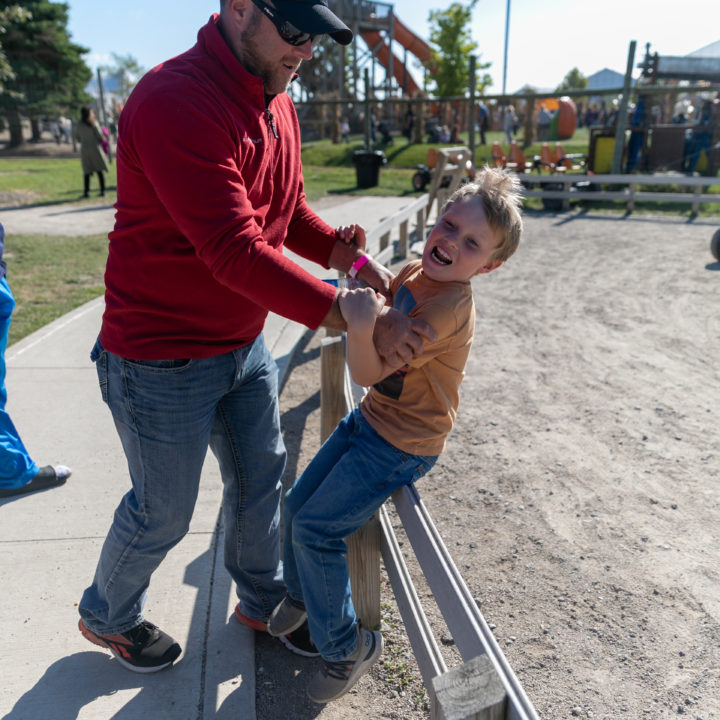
[0,0,92,147]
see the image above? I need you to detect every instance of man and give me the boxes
[77,0,433,673]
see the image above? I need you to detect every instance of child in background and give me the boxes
[268,167,524,703]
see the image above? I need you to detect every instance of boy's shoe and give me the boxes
[307,625,383,703]
[0,465,71,498]
[234,602,319,657]
[267,593,307,637]
[78,618,181,673]
[280,620,319,657]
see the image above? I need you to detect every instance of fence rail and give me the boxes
[519,172,720,212]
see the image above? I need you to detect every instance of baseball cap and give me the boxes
[272,0,353,45]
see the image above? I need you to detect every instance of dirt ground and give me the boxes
[257,209,720,720]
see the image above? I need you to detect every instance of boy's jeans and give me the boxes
[79,335,286,635]
[282,407,436,661]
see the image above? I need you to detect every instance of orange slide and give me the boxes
[360,16,432,96]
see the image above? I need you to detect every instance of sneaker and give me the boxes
[307,625,383,703]
[78,618,181,673]
[0,465,71,498]
[234,604,268,631]
[280,619,320,658]
[267,594,307,637]
[234,602,318,657]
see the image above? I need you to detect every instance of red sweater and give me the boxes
[100,15,337,359]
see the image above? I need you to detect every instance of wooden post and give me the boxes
[431,655,506,720]
[320,334,381,630]
[691,183,702,214]
[398,219,409,258]
[523,94,536,149]
[416,208,426,246]
[628,182,636,212]
[320,335,348,442]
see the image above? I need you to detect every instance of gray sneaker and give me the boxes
[267,594,307,637]
[307,625,383,704]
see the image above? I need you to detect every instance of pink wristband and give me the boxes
[348,253,371,279]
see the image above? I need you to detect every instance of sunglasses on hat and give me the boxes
[251,0,315,46]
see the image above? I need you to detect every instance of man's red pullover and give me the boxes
[100,15,338,359]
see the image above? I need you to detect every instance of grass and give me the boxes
[1,127,718,344]
[0,157,118,206]
[5,234,108,345]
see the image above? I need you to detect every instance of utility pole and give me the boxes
[612,40,636,175]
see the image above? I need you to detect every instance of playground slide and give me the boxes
[360,15,432,96]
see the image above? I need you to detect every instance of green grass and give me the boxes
[0,157,117,206]
[5,234,108,345]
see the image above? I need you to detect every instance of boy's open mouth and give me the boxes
[432,246,452,265]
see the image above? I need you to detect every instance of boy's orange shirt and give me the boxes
[360,260,474,456]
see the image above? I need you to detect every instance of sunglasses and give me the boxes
[251,0,315,46]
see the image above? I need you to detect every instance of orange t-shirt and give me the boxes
[360,260,474,456]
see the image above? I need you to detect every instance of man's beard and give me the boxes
[239,19,296,96]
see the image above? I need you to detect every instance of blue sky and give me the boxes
[65,0,718,93]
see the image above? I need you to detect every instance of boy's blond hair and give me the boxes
[440,166,523,263]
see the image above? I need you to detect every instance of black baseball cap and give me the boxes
[272,0,353,45]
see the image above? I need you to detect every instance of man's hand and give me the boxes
[373,306,437,366]
[335,224,366,251]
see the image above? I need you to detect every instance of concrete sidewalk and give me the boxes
[0,195,415,720]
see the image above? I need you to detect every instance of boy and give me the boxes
[268,167,523,703]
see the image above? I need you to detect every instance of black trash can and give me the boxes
[352,150,387,189]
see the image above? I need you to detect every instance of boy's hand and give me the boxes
[336,224,367,252]
[339,287,385,332]
[373,307,437,366]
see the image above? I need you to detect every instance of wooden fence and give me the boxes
[519,172,720,213]
[318,188,540,720]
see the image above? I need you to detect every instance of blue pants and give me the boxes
[282,407,436,661]
[79,334,287,635]
[0,277,39,489]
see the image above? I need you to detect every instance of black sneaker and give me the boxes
[280,619,320,657]
[79,618,182,673]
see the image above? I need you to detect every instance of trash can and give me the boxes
[352,150,387,189]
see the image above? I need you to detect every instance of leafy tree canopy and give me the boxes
[556,67,588,92]
[427,0,490,97]
[0,0,91,115]
[0,4,30,91]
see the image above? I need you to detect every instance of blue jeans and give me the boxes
[0,277,39,489]
[79,334,286,635]
[282,407,436,661]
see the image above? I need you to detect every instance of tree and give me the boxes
[0,4,30,92]
[556,67,588,92]
[0,0,92,147]
[99,52,145,105]
[426,1,490,98]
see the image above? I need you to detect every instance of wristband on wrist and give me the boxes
[348,253,371,279]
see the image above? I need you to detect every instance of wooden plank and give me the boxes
[399,219,409,258]
[432,655,507,720]
[320,335,348,442]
